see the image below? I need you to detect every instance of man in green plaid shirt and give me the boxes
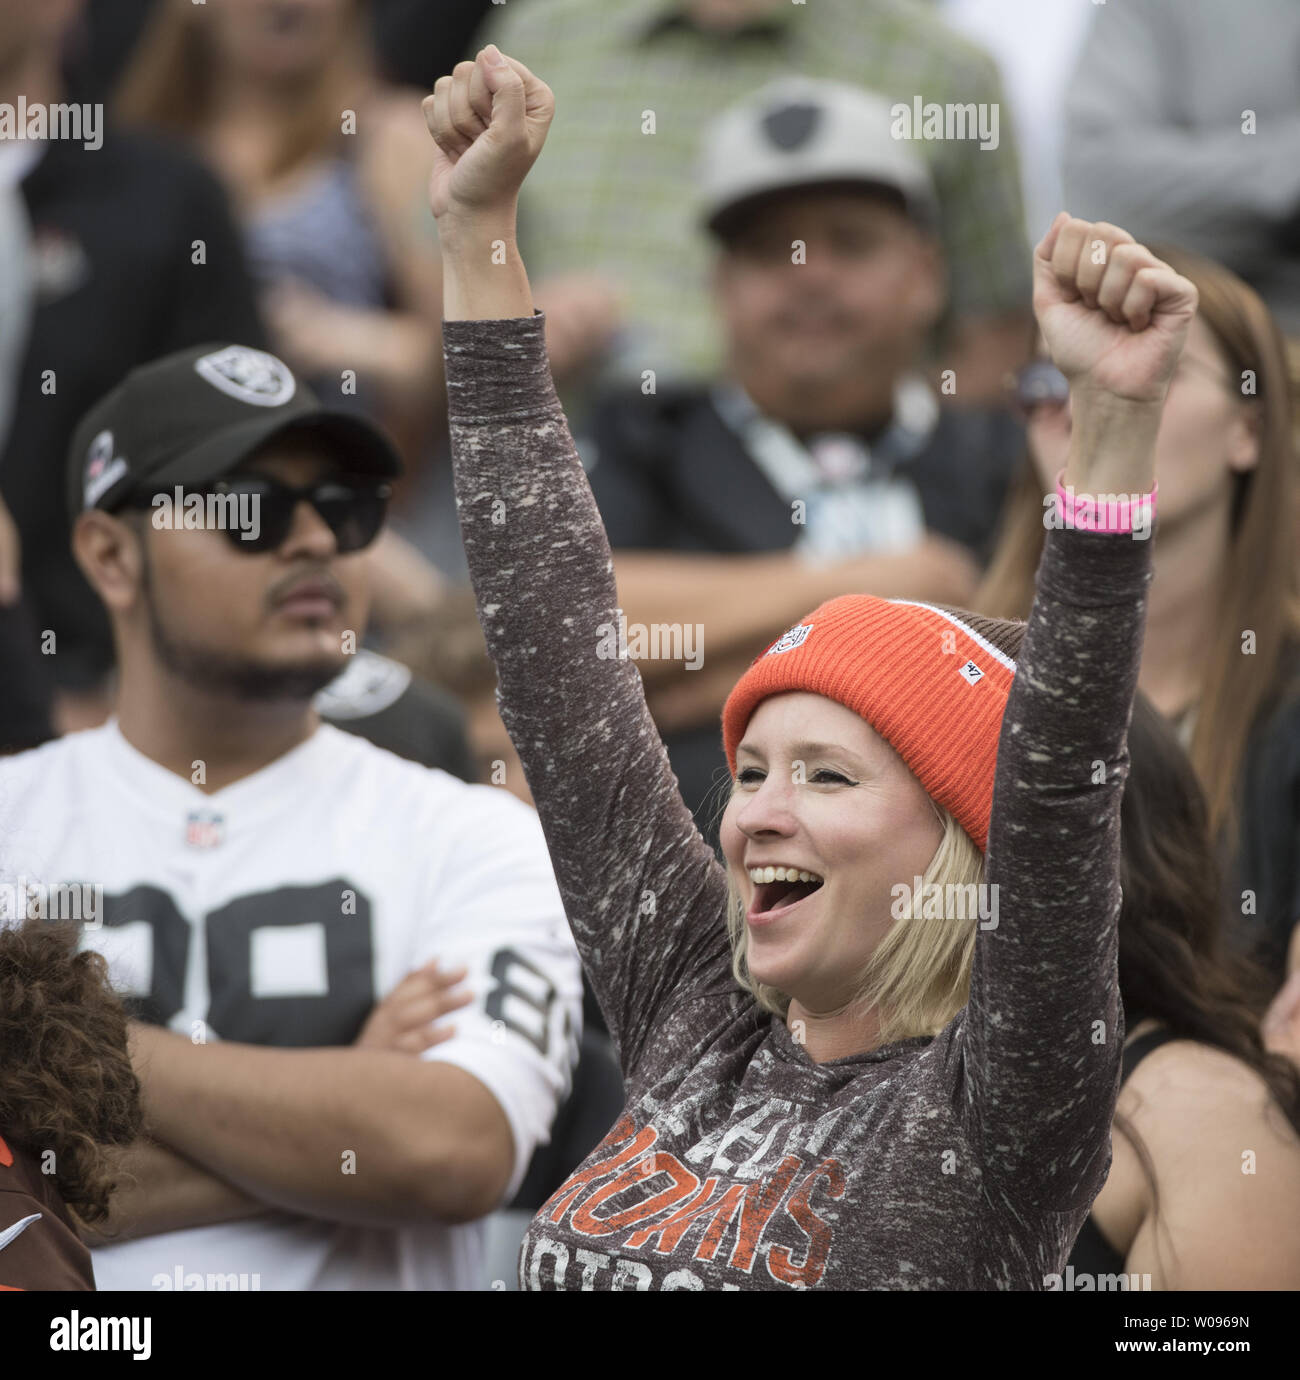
[481,0,1033,403]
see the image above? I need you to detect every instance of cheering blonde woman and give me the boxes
[424,45,1194,1290]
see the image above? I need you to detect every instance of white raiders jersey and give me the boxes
[0,720,582,1291]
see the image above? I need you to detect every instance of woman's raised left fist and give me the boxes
[1033,213,1198,407]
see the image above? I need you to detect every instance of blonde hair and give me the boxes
[724,803,985,1045]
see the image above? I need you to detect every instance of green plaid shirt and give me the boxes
[482,0,1032,382]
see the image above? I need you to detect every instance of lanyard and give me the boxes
[710,378,938,560]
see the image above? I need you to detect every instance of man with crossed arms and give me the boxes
[0,342,581,1290]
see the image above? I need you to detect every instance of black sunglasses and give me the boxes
[1007,358,1070,416]
[125,474,392,554]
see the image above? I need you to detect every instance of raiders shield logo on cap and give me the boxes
[83,428,128,509]
[194,345,296,408]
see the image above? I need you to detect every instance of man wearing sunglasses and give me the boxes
[0,342,583,1290]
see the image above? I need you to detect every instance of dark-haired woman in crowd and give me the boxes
[980,245,1300,1003]
[114,0,445,452]
[0,921,142,1290]
[112,0,622,634]
[1068,696,1300,1288]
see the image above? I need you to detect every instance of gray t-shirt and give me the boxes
[443,314,1152,1291]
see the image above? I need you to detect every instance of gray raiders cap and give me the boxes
[697,77,939,238]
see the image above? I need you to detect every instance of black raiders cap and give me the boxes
[66,343,403,526]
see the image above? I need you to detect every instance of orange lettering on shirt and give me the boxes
[621,1178,745,1258]
[728,1154,804,1272]
[693,1185,747,1261]
[542,1116,657,1224]
[766,1158,846,1288]
[622,1176,724,1252]
[569,1151,699,1237]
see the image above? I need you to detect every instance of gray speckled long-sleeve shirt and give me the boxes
[443,314,1152,1291]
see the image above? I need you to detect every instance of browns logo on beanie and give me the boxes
[721,598,1027,854]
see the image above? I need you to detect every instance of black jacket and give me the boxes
[2,130,265,690]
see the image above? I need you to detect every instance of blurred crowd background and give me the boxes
[2,0,1299,1289]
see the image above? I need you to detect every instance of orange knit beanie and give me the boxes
[721,598,1026,853]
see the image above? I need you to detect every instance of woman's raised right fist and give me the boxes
[423,45,555,224]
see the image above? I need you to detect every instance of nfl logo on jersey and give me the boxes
[185,810,225,849]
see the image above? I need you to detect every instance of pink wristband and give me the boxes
[1054,470,1158,533]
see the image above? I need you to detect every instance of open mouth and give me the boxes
[747,867,824,920]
